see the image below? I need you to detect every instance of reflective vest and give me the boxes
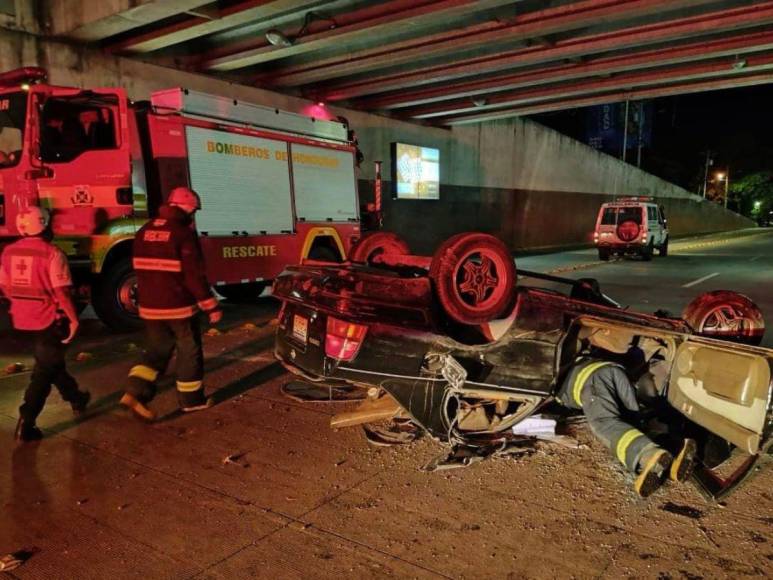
[0,237,71,331]
[132,205,218,320]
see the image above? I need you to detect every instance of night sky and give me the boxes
[531,84,773,196]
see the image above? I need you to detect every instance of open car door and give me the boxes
[668,338,773,499]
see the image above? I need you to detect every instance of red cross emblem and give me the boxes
[15,259,28,276]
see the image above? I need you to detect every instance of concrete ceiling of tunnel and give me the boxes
[46,0,773,125]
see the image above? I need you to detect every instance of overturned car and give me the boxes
[273,232,773,499]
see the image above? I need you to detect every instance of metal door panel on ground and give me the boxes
[185,126,293,235]
[291,143,358,222]
[668,339,772,454]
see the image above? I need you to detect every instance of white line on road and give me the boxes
[750,256,762,262]
[682,272,720,288]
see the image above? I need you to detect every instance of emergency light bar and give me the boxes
[0,67,47,88]
[616,196,654,202]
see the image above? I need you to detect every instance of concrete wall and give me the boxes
[0,24,755,254]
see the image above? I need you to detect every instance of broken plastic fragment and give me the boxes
[0,549,36,572]
[205,328,221,337]
[4,362,25,374]
[512,415,557,437]
[75,352,93,362]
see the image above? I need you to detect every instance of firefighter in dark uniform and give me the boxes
[557,327,696,497]
[0,206,90,442]
[120,187,222,421]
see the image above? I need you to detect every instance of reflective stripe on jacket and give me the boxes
[132,204,219,321]
[557,358,620,410]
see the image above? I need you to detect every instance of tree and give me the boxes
[729,171,773,221]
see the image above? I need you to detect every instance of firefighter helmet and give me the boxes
[16,206,50,236]
[167,187,202,211]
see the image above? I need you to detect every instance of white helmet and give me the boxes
[16,206,50,236]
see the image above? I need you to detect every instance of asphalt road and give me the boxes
[519,229,773,347]
[0,229,771,579]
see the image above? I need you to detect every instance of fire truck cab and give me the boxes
[0,67,363,330]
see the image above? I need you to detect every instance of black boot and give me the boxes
[71,390,91,417]
[14,418,43,442]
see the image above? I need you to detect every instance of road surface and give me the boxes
[0,230,771,579]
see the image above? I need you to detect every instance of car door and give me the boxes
[668,337,772,455]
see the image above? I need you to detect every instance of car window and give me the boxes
[601,208,616,225]
[648,206,657,221]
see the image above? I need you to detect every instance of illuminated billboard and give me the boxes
[391,142,439,200]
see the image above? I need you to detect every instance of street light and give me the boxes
[715,170,730,208]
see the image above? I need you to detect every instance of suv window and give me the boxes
[647,206,657,221]
[40,95,118,163]
[601,206,643,225]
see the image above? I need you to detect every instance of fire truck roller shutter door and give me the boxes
[291,143,358,223]
[185,126,293,236]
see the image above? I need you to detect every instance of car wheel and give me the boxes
[659,237,669,257]
[349,232,410,265]
[92,257,143,332]
[216,282,267,302]
[682,290,765,346]
[429,232,516,325]
[598,248,611,261]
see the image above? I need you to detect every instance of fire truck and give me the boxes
[0,67,367,330]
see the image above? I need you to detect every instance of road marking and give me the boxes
[750,255,762,262]
[682,272,720,288]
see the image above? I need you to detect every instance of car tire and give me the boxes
[216,282,267,303]
[682,290,765,346]
[349,232,410,265]
[659,237,669,257]
[429,232,516,325]
[92,256,143,332]
[598,248,611,261]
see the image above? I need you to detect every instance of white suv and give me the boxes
[593,197,668,261]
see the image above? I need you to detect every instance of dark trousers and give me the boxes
[127,317,205,407]
[19,320,81,424]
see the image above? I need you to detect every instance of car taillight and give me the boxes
[325,316,368,361]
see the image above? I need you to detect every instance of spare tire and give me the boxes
[429,233,516,325]
[349,232,410,265]
[617,219,640,242]
[682,290,765,346]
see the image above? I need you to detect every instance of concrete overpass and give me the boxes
[0,0,758,252]
[28,0,773,125]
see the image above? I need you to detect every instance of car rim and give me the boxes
[117,273,139,316]
[698,304,755,338]
[453,248,508,311]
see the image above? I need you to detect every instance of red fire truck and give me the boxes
[0,67,365,330]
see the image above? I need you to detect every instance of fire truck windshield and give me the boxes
[0,92,26,168]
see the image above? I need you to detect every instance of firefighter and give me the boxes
[0,206,90,442]
[557,328,696,497]
[120,186,222,420]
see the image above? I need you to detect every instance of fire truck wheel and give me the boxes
[683,290,765,346]
[429,233,516,325]
[92,257,143,332]
[216,282,267,303]
[349,232,410,265]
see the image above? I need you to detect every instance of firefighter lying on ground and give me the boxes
[0,207,90,442]
[556,327,697,497]
[120,187,222,421]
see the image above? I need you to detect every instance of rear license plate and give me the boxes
[292,315,308,344]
